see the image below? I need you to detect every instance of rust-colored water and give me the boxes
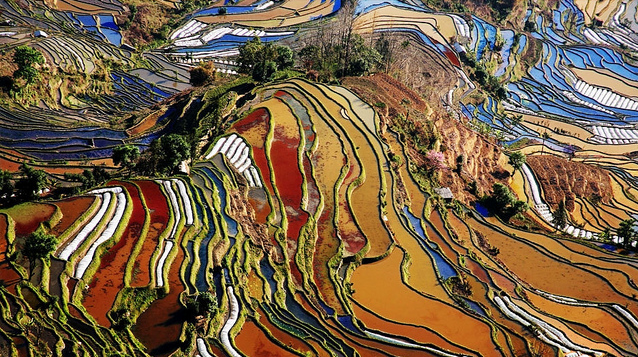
[133,243,186,357]
[267,98,308,284]
[0,214,20,293]
[235,319,299,357]
[351,248,501,357]
[82,182,146,327]
[5,203,56,237]
[50,196,96,236]
[526,291,631,353]
[471,217,638,314]
[255,305,318,355]
[130,180,169,288]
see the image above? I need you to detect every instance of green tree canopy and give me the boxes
[491,182,515,208]
[13,46,44,85]
[508,151,526,171]
[16,164,48,200]
[0,169,13,199]
[552,200,568,231]
[617,218,636,249]
[113,144,140,173]
[154,134,190,175]
[237,38,294,82]
[23,230,57,279]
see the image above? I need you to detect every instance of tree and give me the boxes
[16,164,48,200]
[113,144,140,174]
[237,38,294,82]
[510,114,523,127]
[492,182,515,209]
[23,230,57,280]
[189,66,211,86]
[511,200,529,215]
[156,134,190,175]
[599,227,611,243]
[540,131,550,156]
[0,169,13,199]
[617,218,636,249]
[13,46,44,85]
[508,151,526,171]
[552,199,568,231]
[275,46,294,70]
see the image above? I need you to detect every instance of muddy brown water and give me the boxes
[0,214,21,293]
[351,248,502,357]
[82,182,146,327]
[235,319,299,357]
[133,240,186,357]
[130,180,169,288]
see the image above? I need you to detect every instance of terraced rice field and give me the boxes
[6,0,638,354]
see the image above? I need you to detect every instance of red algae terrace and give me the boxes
[4,0,638,356]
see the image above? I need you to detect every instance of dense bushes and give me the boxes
[459,51,507,100]
[237,38,294,82]
[481,182,528,220]
[299,34,381,81]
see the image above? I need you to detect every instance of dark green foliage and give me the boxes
[184,292,217,319]
[64,167,110,190]
[16,164,48,200]
[218,6,227,15]
[237,38,294,82]
[13,46,44,85]
[112,144,140,173]
[552,200,568,231]
[157,134,190,175]
[0,169,13,200]
[491,182,514,208]
[23,230,57,279]
[189,66,211,86]
[524,20,537,32]
[299,34,381,80]
[481,182,528,219]
[137,134,190,176]
[508,151,526,171]
[617,218,636,249]
[459,51,507,100]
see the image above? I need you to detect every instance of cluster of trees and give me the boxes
[183,291,217,319]
[22,230,57,279]
[0,164,49,206]
[299,33,382,81]
[237,38,294,82]
[481,182,528,219]
[459,51,507,100]
[112,135,190,177]
[64,167,111,192]
[13,46,44,86]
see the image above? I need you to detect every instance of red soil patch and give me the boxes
[344,74,507,206]
[527,155,612,212]
[128,112,160,136]
[130,180,169,288]
[82,182,146,327]
[50,196,96,236]
[0,157,20,171]
[0,214,21,293]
